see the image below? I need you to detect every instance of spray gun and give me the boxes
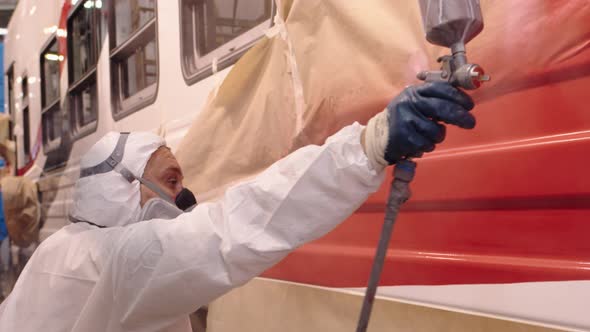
[356,1,489,331]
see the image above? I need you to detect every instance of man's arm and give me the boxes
[105,123,383,330]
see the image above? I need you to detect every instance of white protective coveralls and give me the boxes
[0,123,384,331]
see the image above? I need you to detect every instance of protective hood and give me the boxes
[70,132,165,228]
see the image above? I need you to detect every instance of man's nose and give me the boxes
[173,183,184,198]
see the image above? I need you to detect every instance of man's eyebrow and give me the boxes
[163,165,184,178]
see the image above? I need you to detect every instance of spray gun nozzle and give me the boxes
[474,73,491,82]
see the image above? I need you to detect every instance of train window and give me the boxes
[41,39,61,106]
[112,0,156,47]
[40,36,63,150]
[180,0,273,84]
[70,7,96,82]
[71,78,98,126]
[6,65,14,140]
[109,0,158,119]
[21,75,28,101]
[67,0,100,138]
[42,105,62,144]
[21,76,31,164]
[22,107,31,164]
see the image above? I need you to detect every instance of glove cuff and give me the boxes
[364,109,389,171]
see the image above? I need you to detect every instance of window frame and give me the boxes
[109,0,159,121]
[39,34,63,152]
[179,0,275,85]
[66,0,101,140]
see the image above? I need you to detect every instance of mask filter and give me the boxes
[175,188,197,211]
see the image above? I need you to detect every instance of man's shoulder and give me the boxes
[37,224,123,263]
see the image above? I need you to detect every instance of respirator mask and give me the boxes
[136,178,197,221]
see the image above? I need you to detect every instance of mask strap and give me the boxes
[135,176,176,205]
[105,149,175,205]
[78,132,173,202]
[80,133,130,178]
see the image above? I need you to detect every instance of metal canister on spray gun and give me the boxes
[356,1,490,331]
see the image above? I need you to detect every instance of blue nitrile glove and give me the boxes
[363,82,475,169]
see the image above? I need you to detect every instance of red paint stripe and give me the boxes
[263,1,590,287]
[58,0,71,74]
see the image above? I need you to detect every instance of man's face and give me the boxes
[140,147,184,206]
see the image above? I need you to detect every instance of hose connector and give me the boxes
[394,159,416,182]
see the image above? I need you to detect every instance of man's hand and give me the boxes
[363,82,475,169]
